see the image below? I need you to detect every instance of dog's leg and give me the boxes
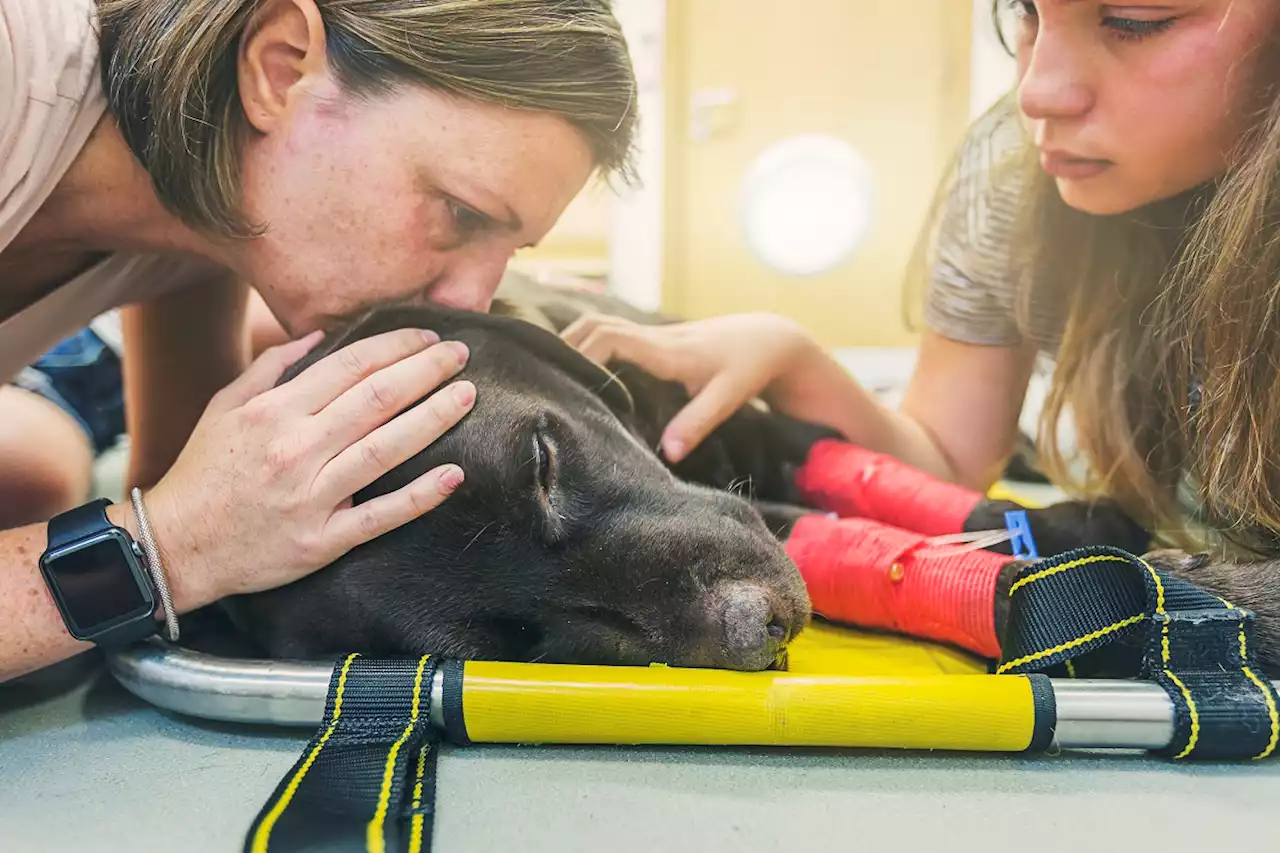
[965,497,1153,559]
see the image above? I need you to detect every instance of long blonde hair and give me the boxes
[907,36,1280,556]
[95,0,637,240]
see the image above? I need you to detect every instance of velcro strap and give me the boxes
[244,654,441,853]
[997,546,1280,761]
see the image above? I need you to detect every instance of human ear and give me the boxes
[237,0,328,134]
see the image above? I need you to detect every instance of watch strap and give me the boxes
[47,498,115,551]
[95,606,162,646]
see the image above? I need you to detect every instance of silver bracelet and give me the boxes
[130,487,180,642]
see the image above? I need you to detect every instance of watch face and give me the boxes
[41,531,152,636]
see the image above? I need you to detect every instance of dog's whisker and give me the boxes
[595,367,626,397]
[461,521,496,555]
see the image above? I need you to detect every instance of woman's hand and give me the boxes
[139,327,475,611]
[560,311,817,462]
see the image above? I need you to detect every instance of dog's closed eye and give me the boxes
[534,430,555,499]
[530,421,569,542]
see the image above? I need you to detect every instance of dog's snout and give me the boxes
[716,583,795,671]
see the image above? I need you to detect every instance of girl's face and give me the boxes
[1012,1,1279,215]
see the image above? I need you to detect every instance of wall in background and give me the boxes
[969,0,1017,118]
[517,3,1019,331]
[510,0,663,297]
[607,0,667,311]
[658,0,974,348]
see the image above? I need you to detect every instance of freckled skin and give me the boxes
[1015,1,1280,215]
[237,82,596,333]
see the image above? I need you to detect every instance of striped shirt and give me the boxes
[921,100,1066,352]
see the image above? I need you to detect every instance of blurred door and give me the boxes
[662,1,973,347]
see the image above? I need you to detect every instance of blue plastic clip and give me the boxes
[1004,510,1039,560]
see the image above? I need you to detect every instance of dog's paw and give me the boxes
[967,498,1151,557]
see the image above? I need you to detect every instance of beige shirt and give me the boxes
[0,0,212,381]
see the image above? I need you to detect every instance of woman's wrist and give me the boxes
[105,492,221,615]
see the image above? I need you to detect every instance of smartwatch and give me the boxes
[39,498,159,646]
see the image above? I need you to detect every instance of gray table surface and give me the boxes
[3,650,1279,853]
[4,438,1276,852]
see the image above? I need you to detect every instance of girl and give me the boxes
[0,315,126,530]
[562,1,1280,660]
[0,0,636,680]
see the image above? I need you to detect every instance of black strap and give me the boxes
[244,654,442,853]
[47,498,115,549]
[998,545,1280,760]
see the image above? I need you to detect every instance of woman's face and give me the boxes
[1012,1,1279,215]
[229,2,596,334]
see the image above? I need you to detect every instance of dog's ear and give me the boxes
[490,297,557,333]
[275,308,431,388]
[482,313,635,417]
[277,304,635,417]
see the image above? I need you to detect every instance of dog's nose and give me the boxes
[716,583,793,671]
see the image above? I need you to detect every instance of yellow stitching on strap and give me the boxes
[1138,558,1166,620]
[1178,585,1274,759]
[1235,613,1280,761]
[408,743,431,853]
[1241,665,1280,760]
[367,655,432,853]
[1164,668,1200,759]
[1137,559,1203,759]
[1008,553,1131,596]
[995,614,1144,674]
[251,653,359,853]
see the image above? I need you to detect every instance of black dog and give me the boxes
[221,296,821,671]
[216,277,1269,672]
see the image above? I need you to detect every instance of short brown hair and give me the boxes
[96,0,638,239]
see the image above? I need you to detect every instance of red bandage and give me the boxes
[785,513,1005,659]
[795,439,982,537]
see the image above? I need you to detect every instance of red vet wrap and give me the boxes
[785,513,1004,659]
[795,439,983,537]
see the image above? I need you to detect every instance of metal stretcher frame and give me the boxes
[105,638,1274,755]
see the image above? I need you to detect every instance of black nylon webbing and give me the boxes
[997,545,1280,760]
[243,654,442,853]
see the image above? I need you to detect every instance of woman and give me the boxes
[0,0,636,680]
[562,2,1280,601]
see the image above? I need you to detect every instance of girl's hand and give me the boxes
[560,311,817,462]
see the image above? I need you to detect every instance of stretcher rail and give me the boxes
[104,639,1251,753]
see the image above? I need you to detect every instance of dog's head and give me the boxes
[229,305,810,671]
